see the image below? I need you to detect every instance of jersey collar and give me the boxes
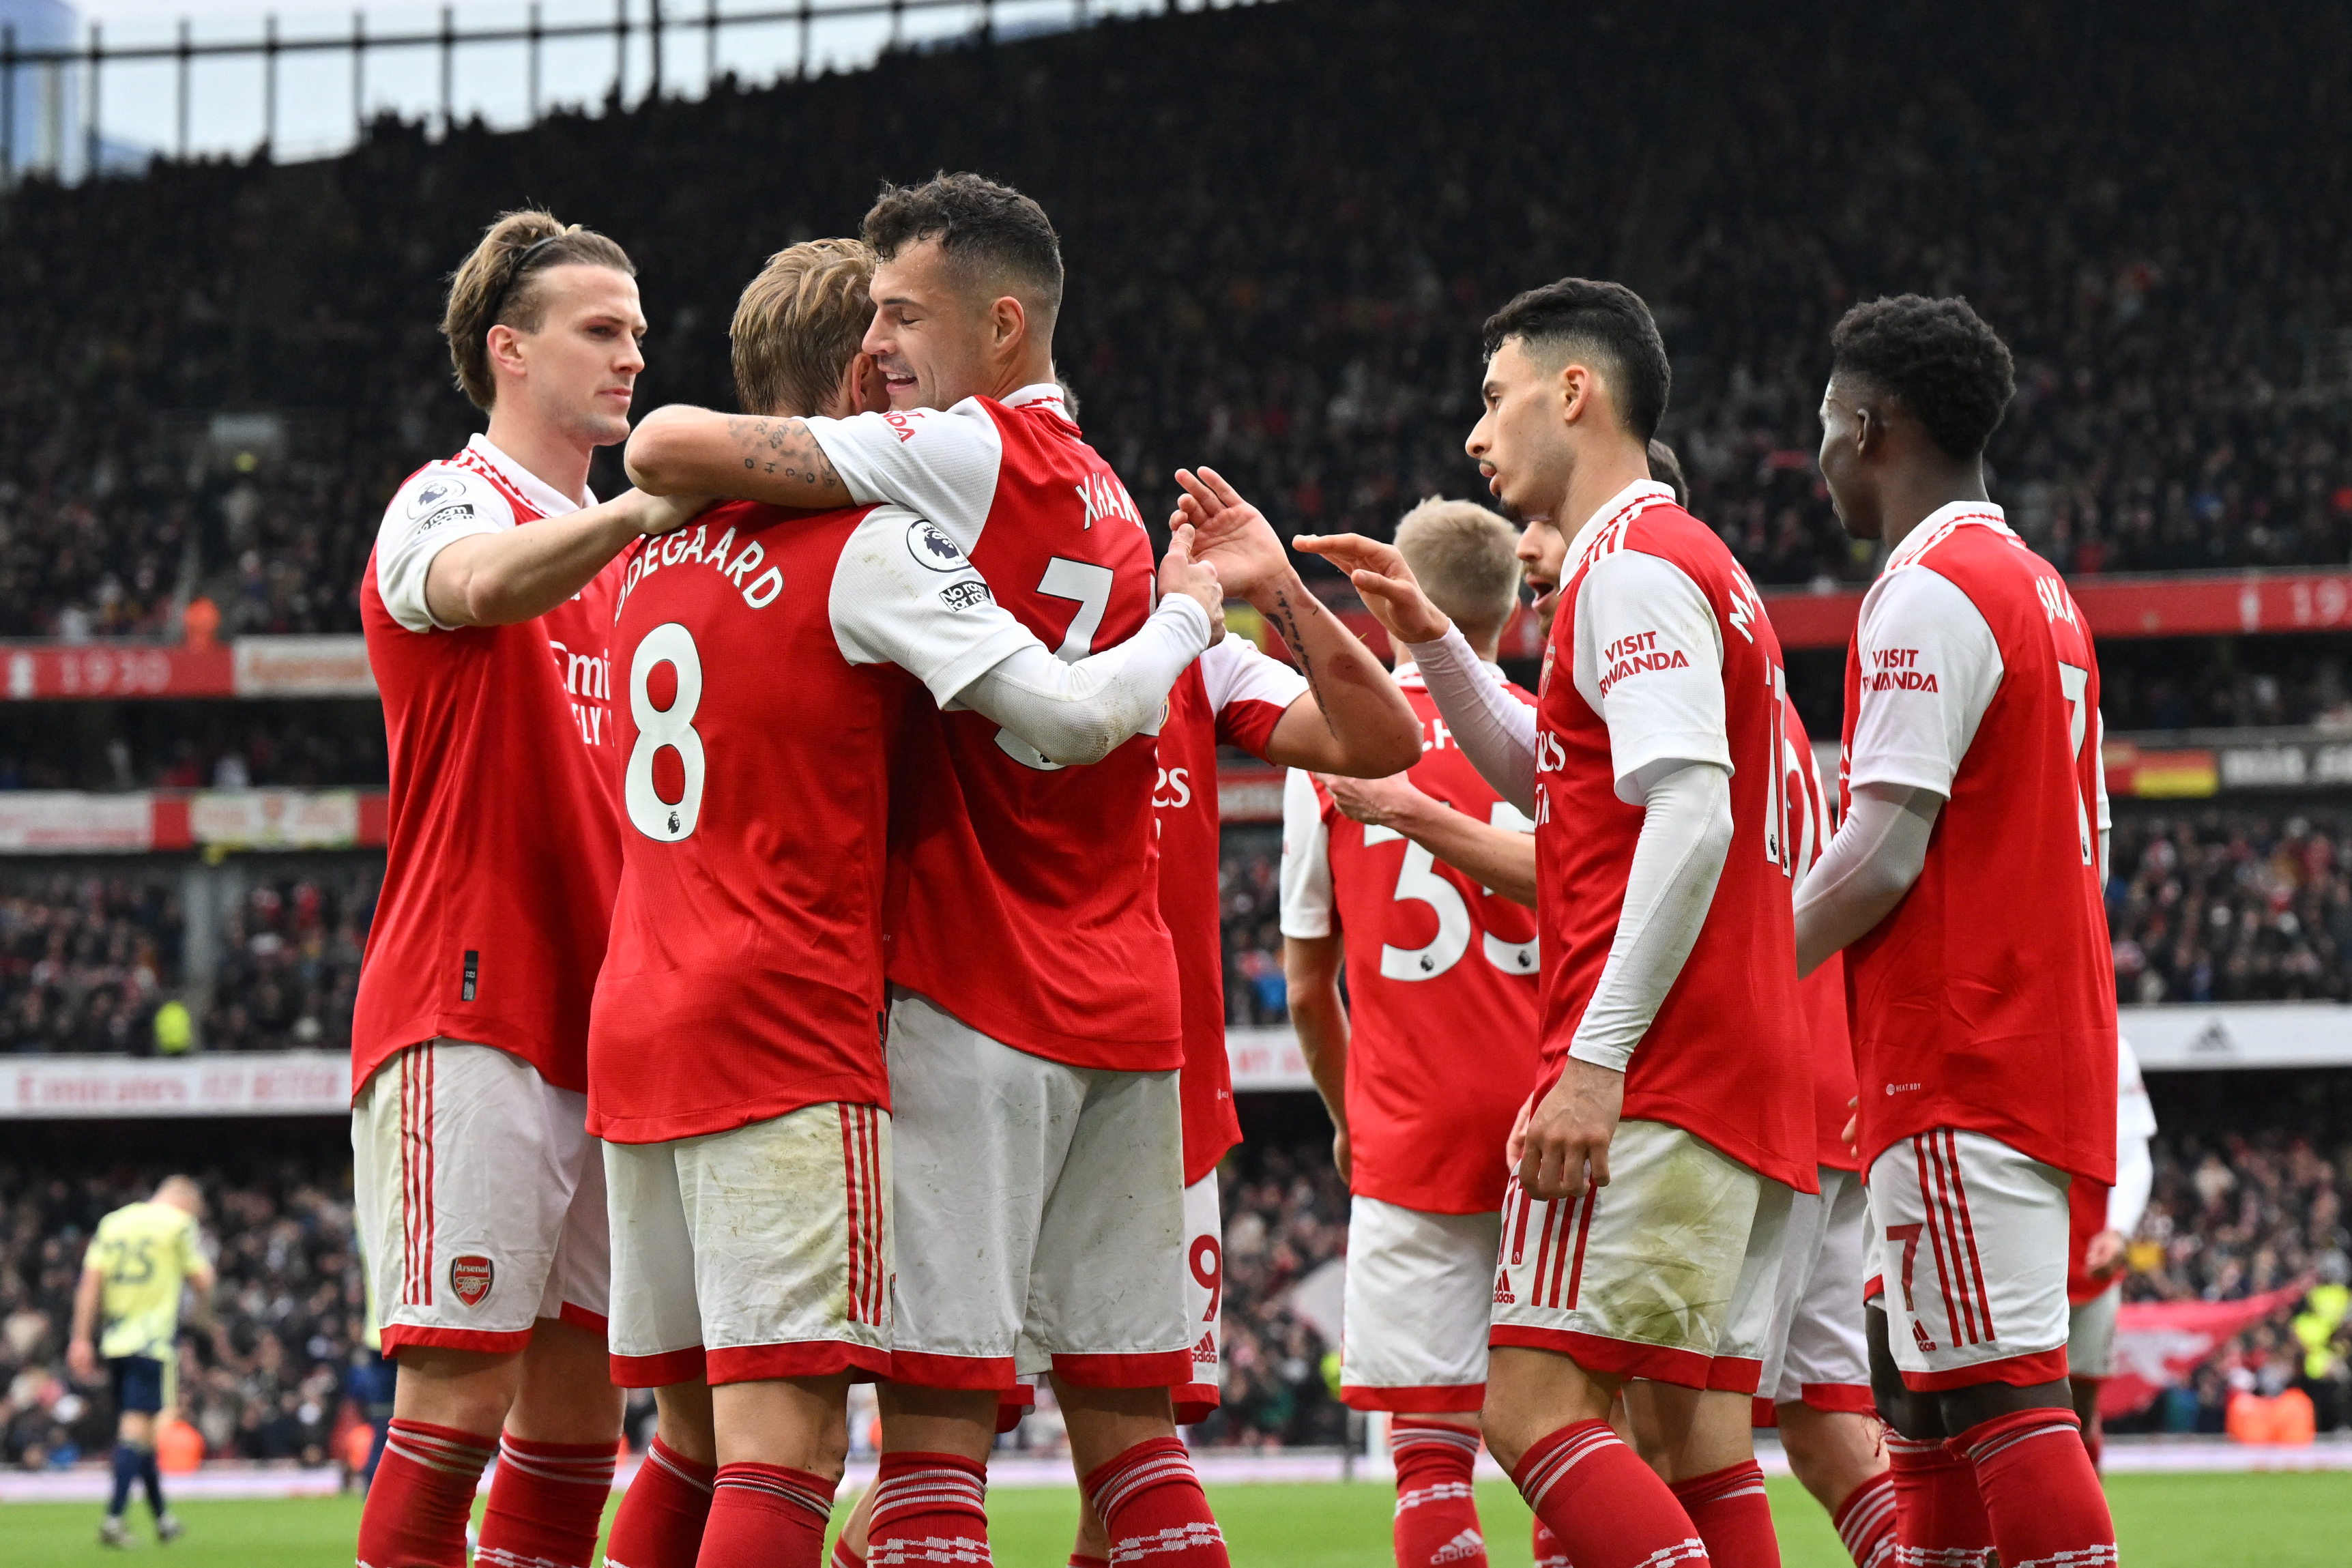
[1885,500,2012,572]
[1560,477,1678,564]
[465,433,594,517]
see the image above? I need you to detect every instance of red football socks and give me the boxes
[1531,1519,1570,1568]
[476,1434,620,1568]
[1069,1556,1111,1568]
[1509,1419,1709,1568]
[1885,1433,1992,1565]
[868,1451,992,1568]
[356,1419,497,1568]
[1390,1419,1486,1568]
[1958,1408,2119,1568]
[1083,1436,1232,1568]
[832,1535,868,1568]
[605,1437,718,1568]
[1829,1470,1897,1568]
[1669,1460,1777,1568]
[695,1463,836,1568]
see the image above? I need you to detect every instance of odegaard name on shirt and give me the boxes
[617,522,790,618]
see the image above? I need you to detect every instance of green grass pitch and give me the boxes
[4,1472,2347,1565]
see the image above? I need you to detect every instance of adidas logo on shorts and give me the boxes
[1493,1270,1515,1305]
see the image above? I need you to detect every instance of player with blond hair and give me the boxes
[351,208,701,1568]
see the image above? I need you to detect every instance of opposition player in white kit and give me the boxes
[351,212,702,1568]
[1796,294,2119,1568]
[1301,279,1814,1568]
[628,173,1236,1568]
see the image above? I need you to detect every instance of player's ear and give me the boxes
[989,293,1026,355]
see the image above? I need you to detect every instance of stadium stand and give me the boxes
[0,872,183,1056]
[0,0,2347,639]
[2108,808,2352,1005]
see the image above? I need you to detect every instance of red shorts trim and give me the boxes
[557,1303,609,1339]
[1050,1350,1196,1389]
[1174,1387,1221,1427]
[888,1349,1018,1391]
[1704,1355,1764,1395]
[381,1324,534,1357]
[1897,1346,2070,1393]
[1798,1381,1878,1414]
[611,1346,708,1389]
[1341,1382,1486,1414]
[1490,1325,1715,1391]
[708,1341,894,1386]
[1752,1398,1778,1428]
[1863,1275,1884,1305]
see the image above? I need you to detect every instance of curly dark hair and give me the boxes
[1481,278,1671,442]
[1829,295,2016,461]
[863,171,1063,316]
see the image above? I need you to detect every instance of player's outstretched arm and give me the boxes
[1792,781,1943,976]
[624,405,856,508]
[1292,529,1541,812]
[426,489,706,628]
[951,525,1225,766]
[1320,772,1538,908]
[1174,469,1420,778]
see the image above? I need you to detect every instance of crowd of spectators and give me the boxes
[0,1156,365,1471]
[2108,809,2352,1004]
[0,865,373,1056]
[1189,1137,1352,1447]
[1,1,2347,644]
[0,873,182,1055]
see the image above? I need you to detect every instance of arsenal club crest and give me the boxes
[450,1255,495,1308]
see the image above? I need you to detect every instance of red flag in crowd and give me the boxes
[2098,1284,2310,1419]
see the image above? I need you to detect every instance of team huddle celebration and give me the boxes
[317,164,2132,1568]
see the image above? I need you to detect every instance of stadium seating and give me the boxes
[0,0,2347,641]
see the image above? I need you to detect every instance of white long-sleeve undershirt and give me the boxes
[1792,782,1943,976]
[1567,758,1734,1072]
[952,594,1211,766]
[2108,1129,2154,1237]
[1404,624,1538,814]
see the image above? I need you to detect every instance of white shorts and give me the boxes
[2067,1283,2122,1380]
[605,1103,893,1388]
[1866,1129,2072,1391]
[1492,1118,1792,1393]
[1754,1165,1874,1421]
[885,989,1191,1389]
[1176,1174,1223,1422]
[352,1041,608,1355]
[1341,1197,1501,1413]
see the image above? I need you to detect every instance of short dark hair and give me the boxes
[1646,439,1688,508]
[863,171,1064,317]
[1481,278,1671,443]
[1829,295,2015,461]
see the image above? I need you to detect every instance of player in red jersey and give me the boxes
[351,211,705,1568]
[1759,701,1896,1568]
[625,174,1236,1568]
[1279,499,1540,1568]
[1303,279,1814,1568]
[588,240,1225,1568]
[1796,295,2119,1568]
[2065,1034,2155,1470]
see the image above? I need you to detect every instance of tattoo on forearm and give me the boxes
[722,416,841,489]
[1267,586,1339,737]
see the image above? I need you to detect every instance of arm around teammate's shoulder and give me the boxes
[424,489,706,628]
[624,405,856,509]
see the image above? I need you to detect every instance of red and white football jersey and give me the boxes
[1838,504,2117,1183]
[1534,479,1813,1194]
[587,497,1064,1145]
[1784,697,1860,1174]
[808,384,1182,1069]
[1281,669,1542,1214]
[352,436,624,1097]
[1156,635,1308,1185]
